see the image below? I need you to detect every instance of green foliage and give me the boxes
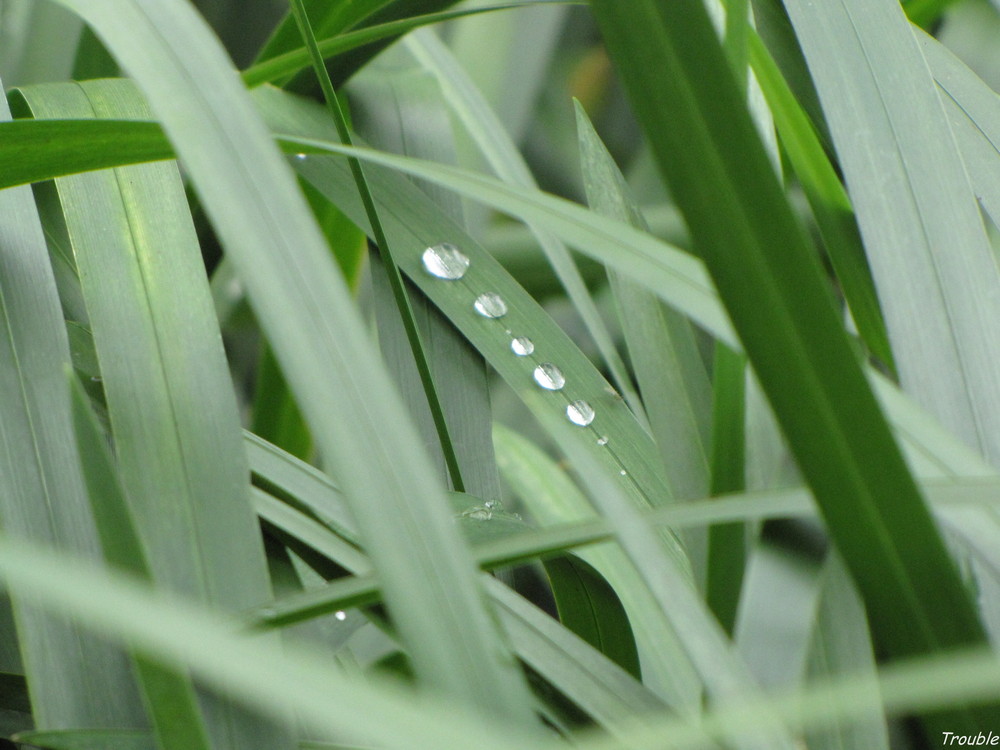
[1,0,1000,748]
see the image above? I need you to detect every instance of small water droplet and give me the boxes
[294,153,307,161]
[474,292,507,318]
[619,470,627,476]
[484,500,500,511]
[90,375,103,383]
[511,337,535,356]
[533,363,565,391]
[334,610,347,621]
[422,243,470,280]
[567,400,595,427]
[464,507,492,520]
[597,436,609,446]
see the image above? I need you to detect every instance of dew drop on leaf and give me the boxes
[566,400,595,427]
[474,292,508,318]
[422,243,470,280]
[533,363,566,391]
[511,336,535,356]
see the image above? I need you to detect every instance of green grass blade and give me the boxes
[574,100,711,505]
[541,555,641,680]
[352,64,503,504]
[407,30,645,420]
[249,461,667,731]
[290,0,468,494]
[587,0,996,733]
[531,404,798,750]
[68,374,214,750]
[706,343,747,635]
[0,535,542,750]
[282,0,464,90]
[242,3,573,88]
[494,424,702,712]
[784,0,1000,465]
[18,78,290,749]
[922,29,1000,240]
[803,554,891,750]
[746,29,894,370]
[48,0,536,726]
[0,80,145,731]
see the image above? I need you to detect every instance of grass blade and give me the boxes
[16,77,289,748]
[407,30,646,419]
[68,374,214,750]
[784,0,1000,464]
[587,0,997,734]
[0,79,145,730]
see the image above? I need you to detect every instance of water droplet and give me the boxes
[567,400,595,427]
[422,243,470,280]
[464,507,492,520]
[511,337,534,356]
[334,610,347,621]
[294,153,307,161]
[619,470,627,476]
[484,500,499,511]
[474,292,507,318]
[597,436,609,446]
[90,375,103,383]
[533,363,565,391]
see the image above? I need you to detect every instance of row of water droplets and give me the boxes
[422,242,631,481]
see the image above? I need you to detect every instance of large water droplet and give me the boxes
[422,243,470,280]
[511,337,534,356]
[533,363,565,391]
[567,400,595,427]
[463,507,492,520]
[474,292,508,318]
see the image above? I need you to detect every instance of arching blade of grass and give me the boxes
[48,0,536,727]
[588,0,997,735]
[270,0,463,90]
[407,30,646,420]
[494,424,702,713]
[784,0,1000,466]
[575,646,1000,750]
[15,77,289,748]
[0,535,541,750]
[242,3,575,88]
[0,81,145,731]
[541,555,641,680]
[249,452,668,732]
